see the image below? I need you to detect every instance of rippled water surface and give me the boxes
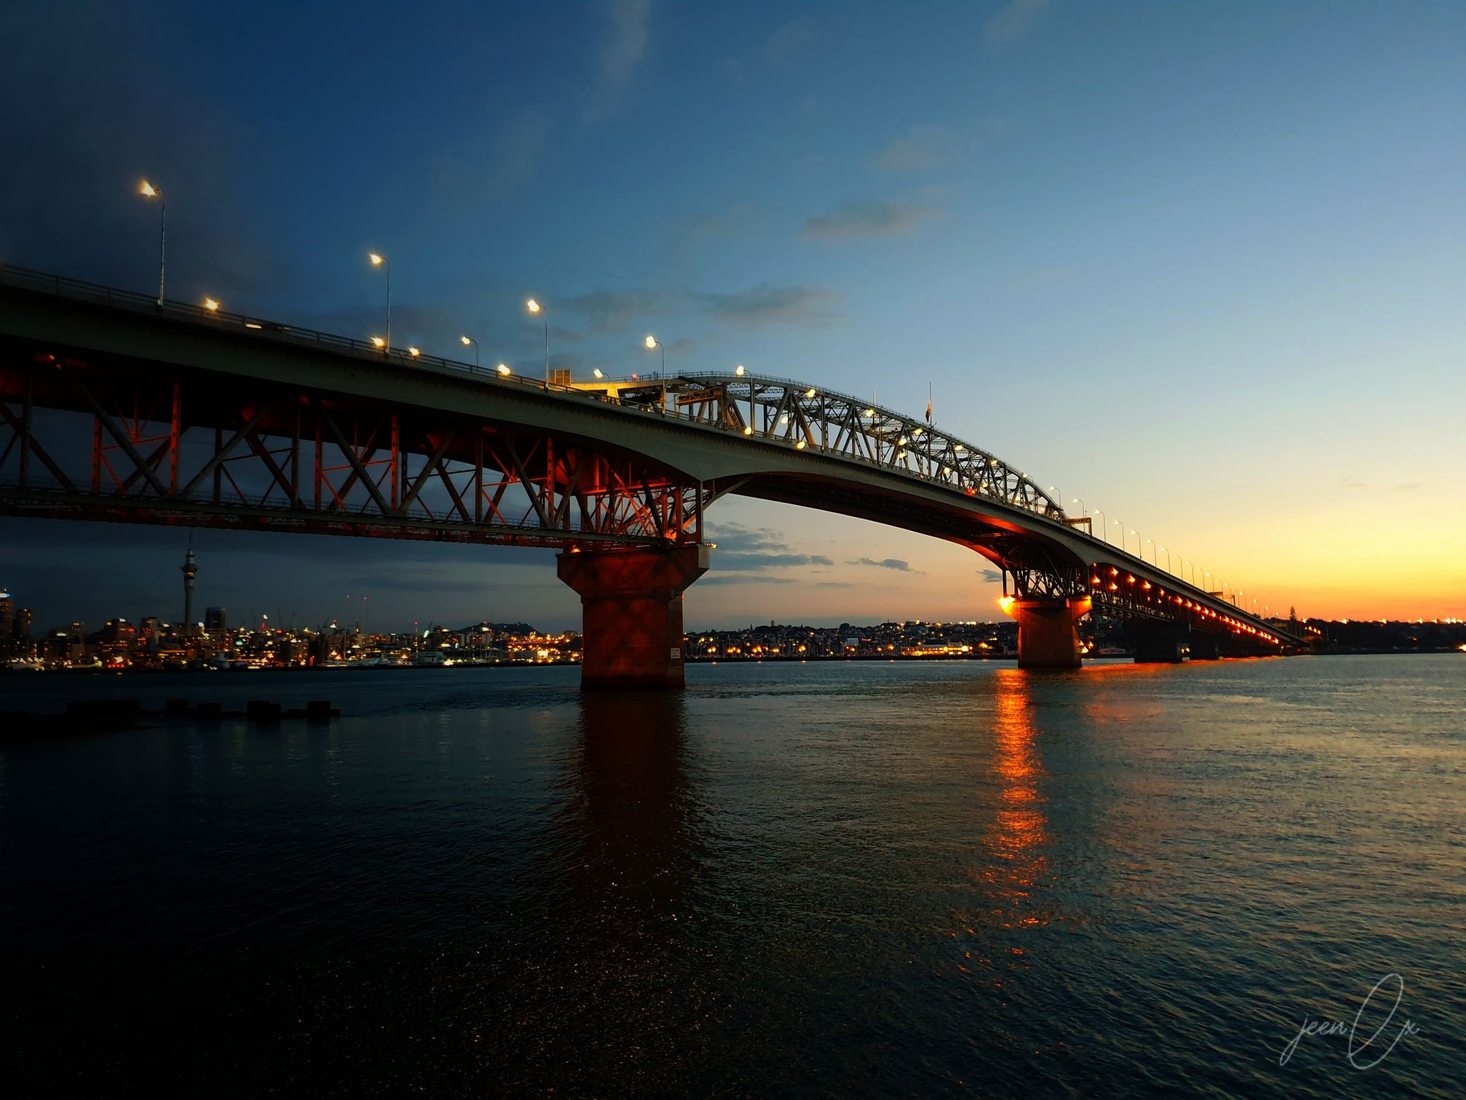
[2,656,1463,1097]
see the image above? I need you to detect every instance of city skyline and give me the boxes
[2,2,1463,626]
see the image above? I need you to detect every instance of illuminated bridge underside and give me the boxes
[0,268,1298,657]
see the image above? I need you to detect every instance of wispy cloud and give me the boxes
[588,0,651,119]
[985,0,1049,46]
[977,568,1003,584]
[697,284,842,326]
[763,17,815,62]
[848,557,916,573]
[708,523,834,571]
[874,125,955,173]
[803,200,937,240]
[563,288,670,332]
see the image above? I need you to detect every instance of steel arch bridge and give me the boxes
[0,264,1304,680]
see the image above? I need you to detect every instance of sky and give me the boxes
[1,0,1463,632]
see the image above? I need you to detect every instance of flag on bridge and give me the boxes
[925,384,933,425]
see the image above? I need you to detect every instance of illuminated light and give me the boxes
[526,298,541,314]
[408,346,421,357]
[735,364,745,376]
[743,425,753,435]
[779,414,788,425]
[954,444,965,453]
[997,595,1017,617]
[964,487,976,495]
[645,334,657,349]
[795,439,807,450]
[371,336,386,349]
[898,437,908,446]
[202,297,220,312]
[368,252,385,267]
[805,387,816,398]
[1108,582,1119,591]
[593,368,604,379]
[244,321,263,330]
[1142,581,1152,590]
[140,180,159,198]
[460,335,472,346]
[496,363,512,376]
[912,428,923,437]
[865,408,876,417]
[1110,567,1119,577]
[1090,576,1101,585]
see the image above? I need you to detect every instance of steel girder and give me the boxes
[0,356,708,547]
[660,373,1067,522]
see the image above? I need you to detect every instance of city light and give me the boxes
[496,363,512,376]
[202,297,219,312]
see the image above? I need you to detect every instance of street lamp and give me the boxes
[138,180,165,306]
[1157,544,1172,572]
[202,297,220,313]
[460,334,479,371]
[526,298,548,381]
[496,362,512,377]
[644,334,665,373]
[368,252,390,351]
[1110,517,1123,549]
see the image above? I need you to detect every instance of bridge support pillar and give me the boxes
[1012,597,1089,670]
[1188,632,1220,661]
[1134,621,1186,664]
[557,544,709,690]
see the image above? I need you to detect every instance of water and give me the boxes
[2,656,1462,1097]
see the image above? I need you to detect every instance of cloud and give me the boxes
[1390,482,1421,493]
[802,200,937,240]
[875,125,955,173]
[977,569,1003,584]
[588,0,651,118]
[848,557,915,572]
[697,284,842,327]
[563,288,670,333]
[763,17,815,62]
[985,0,1049,46]
[706,523,834,571]
[699,575,798,586]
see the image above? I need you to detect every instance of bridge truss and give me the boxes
[0,352,710,547]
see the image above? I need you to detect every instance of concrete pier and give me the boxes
[557,544,710,689]
[1011,597,1090,670]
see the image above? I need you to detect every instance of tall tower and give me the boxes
[181,539,198,636]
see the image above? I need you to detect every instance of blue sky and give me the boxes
[2,0,1463,631]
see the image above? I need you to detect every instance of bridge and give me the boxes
[0,265,1305,686]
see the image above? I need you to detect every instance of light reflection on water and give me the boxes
[1,656,1463,1097]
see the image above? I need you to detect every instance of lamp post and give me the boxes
[139,180,165,306]
[526,299,548,381]
[368,252,390,351]
[460,335,479,372]
[644,334,665,373]
[1110,517,1124,549]
[1158,544,1172,573]
[645,335,666,408]
[1091,509,1106,543]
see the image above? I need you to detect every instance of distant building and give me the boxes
[205,607,228,635]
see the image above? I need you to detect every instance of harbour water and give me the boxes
[2,655,1462,1096]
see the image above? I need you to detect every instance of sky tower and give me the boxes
[181,539,198,635]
